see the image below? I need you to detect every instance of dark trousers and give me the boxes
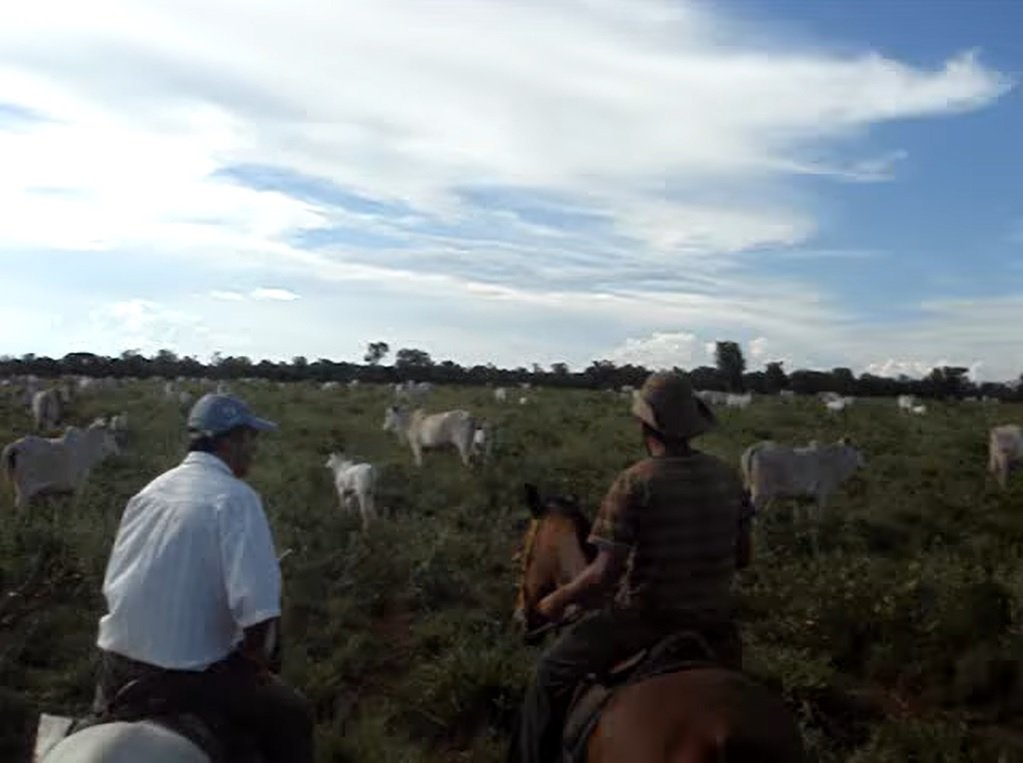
[509,609,741,763]
[93,649,314,763]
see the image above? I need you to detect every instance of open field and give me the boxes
[2,380,1023,761]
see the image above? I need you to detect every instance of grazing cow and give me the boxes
[989,425,1023,489]
[779,390,796,401]
[897,395,916,412]
[740,438,865,525]
[321,381,340,391]
[215,382,231,395]
[2,422,120,510]
[725,392,752,409]
[177,390,193,407]
[382,406,478,467]
[472,423,494,462]
[695,390,728,406]
[825,397,854,413]
[396,381,432,406]
[347,379,360,389]
[325,453,377,529]
[910,404,927,415]
[494,387,508,403]
[32,389,62,431]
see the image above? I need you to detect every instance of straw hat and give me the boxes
[630,371,716,440]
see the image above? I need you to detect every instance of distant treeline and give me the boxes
[2,343,1021,401]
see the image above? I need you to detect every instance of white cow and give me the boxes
[472,419,493,460]
[494,387,508,403]
[825,399,846,414]
[325,453,377,529]
[989,425,1023,489]
[518,396,530,406]
[725,392,752,409]
[395,381,432,406]
[178,390,193,407]
[32,389,63,431]
[897,395,916,412]
[695,390,728,406]
[347,379,361,389]
[740,438,865,521]
[910,404,927,415]
[382,406,478,467]
[321,381,340,391]
[2,422,120,510]
[779,390,796,401]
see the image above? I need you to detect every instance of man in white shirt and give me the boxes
[93,393,313,762]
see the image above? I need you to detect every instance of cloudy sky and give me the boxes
[1,0,1021,379]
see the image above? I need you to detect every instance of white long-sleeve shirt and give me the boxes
[97,452,281,670]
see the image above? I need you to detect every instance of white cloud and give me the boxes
[0,0,1009,264]
[84,298,215,355]
[249,288,300,301]
[607,332,710,369]
[210,290,244,301]
[0,1,1015,375]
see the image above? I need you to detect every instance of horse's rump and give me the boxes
[590,668,805,763]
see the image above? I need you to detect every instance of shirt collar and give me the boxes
[182,451,235,477]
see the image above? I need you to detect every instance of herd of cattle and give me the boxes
[1,375,1021,534]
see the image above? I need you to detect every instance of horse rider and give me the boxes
[91,393,314,762]
[510,371,754,763]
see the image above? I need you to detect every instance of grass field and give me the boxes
[2,380,1023,762]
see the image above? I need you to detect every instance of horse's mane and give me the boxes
[544,497,596,563]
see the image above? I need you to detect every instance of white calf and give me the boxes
[989,425,1023,489]
[32,389,62,431]
[325,453,377,529]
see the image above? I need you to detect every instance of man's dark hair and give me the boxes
[188,426,247,453]
[188,433,219,453]
[642,422,690,453]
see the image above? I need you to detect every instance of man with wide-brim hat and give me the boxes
[92,393,314,762]
[511,371,753,763]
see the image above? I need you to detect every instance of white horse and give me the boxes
[35,714,212,762]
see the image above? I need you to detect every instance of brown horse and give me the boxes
[513,485,805,763]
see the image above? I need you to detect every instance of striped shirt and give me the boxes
[97,452,281,670]
[589,451,752,618]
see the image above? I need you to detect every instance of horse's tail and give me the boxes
[739,444,760,489]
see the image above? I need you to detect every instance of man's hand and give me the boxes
[537,591,568,622]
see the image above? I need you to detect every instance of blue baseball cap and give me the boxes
[187,394,278,438]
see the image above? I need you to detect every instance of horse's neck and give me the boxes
[554,523,588,584]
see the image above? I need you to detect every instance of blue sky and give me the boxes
[0,0,1020,379]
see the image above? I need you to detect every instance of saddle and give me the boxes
[561,630,720,763]
[71,673,260,763]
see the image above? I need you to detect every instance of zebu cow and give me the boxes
[897,395,916,412]
[325,453,377,529]
[2,422,120,510]
[740,438,865,518]
[472,422,494,462]
[825,398,848,414]
[695,390,728,406]
[395,381,432,406]
[989,425,1023,489]
[382,406,478,467]
[32,389,63,431]
[910,404,927,415]
[725,392,752,409]
[494,387,508,403]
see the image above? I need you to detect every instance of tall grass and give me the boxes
[1,381,1022,760]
